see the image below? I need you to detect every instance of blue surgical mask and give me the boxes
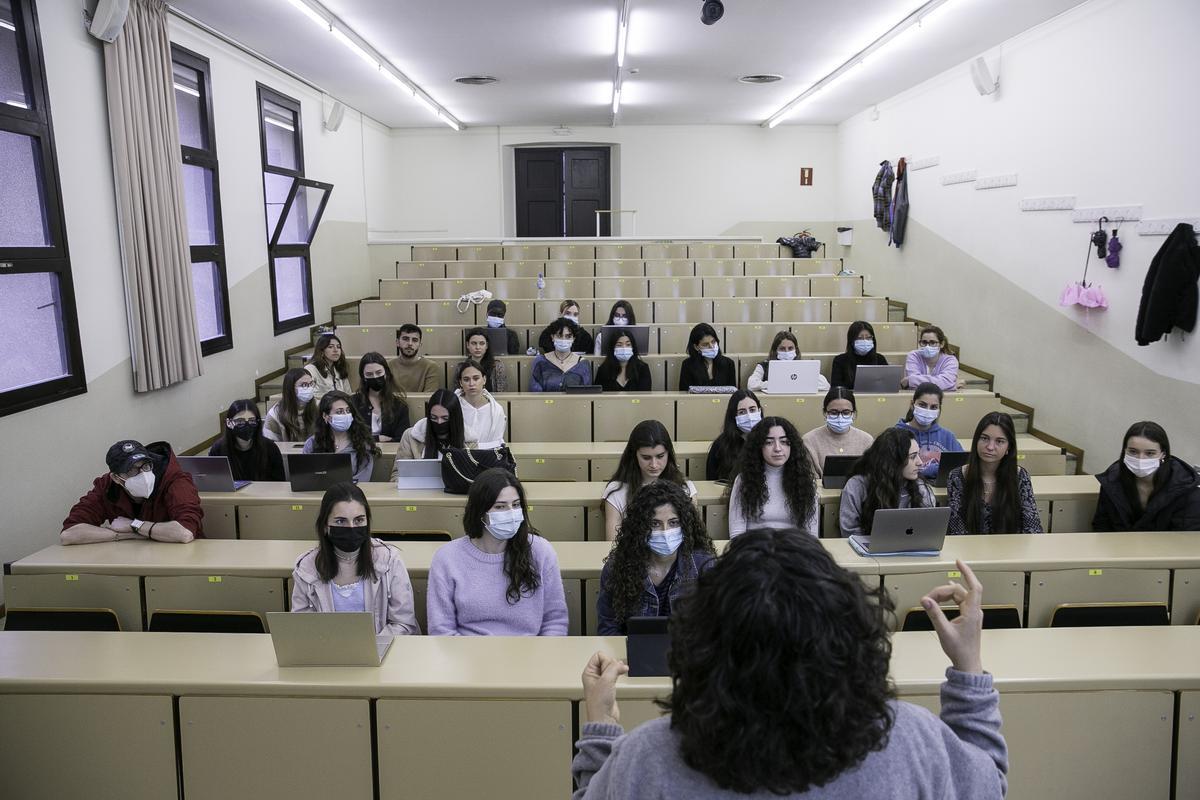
[648,527,684,556]
[735,411,761,433]
[853,339,875,356]
[329,413,354,432]
[612,316,629,326]
[912,406,939,427]
[486,315,504,328]
[699,344,719,359]
[919,345,941,359]
[826,414,853,434]
[485,508,524,540]
[614,346,633,362]
[563,314,579,324]
[296,386,315,404]
[553,338,573,353]
[775,350,797,361]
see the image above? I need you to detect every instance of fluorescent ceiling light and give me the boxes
[763,0,951,128]
[173,82,201,98]
[611,86,621,115]
[611,0,631,122]
[284,0,328,29]
[616,22,628,67]
[330,27,379,70]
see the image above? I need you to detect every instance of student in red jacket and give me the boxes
[60,440,203,545]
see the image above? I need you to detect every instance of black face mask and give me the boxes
[327,525,370,552]
[432,420,451,439]
[232,422,256,442]
[364,377,387,392]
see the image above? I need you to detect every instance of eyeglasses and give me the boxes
[121,461,154,478]
[230,420,258,429]
[329,408,353,416]
[825,410,854,418]
[919,340,941,347]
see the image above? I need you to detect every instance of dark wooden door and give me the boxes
[514,148,610,237]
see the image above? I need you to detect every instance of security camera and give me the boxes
[701,0,724,25]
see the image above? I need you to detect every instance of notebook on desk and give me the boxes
[178,456,250,492]
[848,507,950,557]
[267,611,393,667]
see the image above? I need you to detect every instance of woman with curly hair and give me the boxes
[602,420,696,541]
[727,416,819,537]
[839,427,935,538]
[301,390,381,483]
[573,531,1006,798]
[703,389,762,483]
[427,469,568,636]
[595,481,716,635]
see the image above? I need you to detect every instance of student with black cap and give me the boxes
[485,299,523,355]
[60,439,203,545]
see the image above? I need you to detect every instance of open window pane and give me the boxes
[273,255,310,321]
[271,180,331,247]
[262,99,298,170]
[181,163,216,246]
[190,260,225,341]
[0,129,50,246]
[0,272,69,392]
[172,60,206,150]
[0,0,30,110]
[263,171,293,238]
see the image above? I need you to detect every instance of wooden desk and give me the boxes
[0,628,1196,800]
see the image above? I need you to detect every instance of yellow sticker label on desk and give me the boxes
[954,396,965,402]
[208,576,222,583]
[1089,569,1103,576]
[404,506,417,512]
[291,505,304,511]
[65,574,78,581]
[631,399,640,404]
[948,570,961,578]
[544,399,555,404]
[535,458,546,464]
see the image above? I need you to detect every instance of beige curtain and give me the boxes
[104,0,202,392]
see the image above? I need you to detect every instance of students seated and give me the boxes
[484,299,523,354]
[301,391,380,483]
[603,299,638,327]
[290,482,420,635]
[208,399,285,481]
[839,428,936,538]
[801,387,875,478]
[573,534,1004,798]
[947,412,1042,535]
[392,389,478,468]
[896,382,964,480]
[454,359,507,447]
[595,480,716,635]
[427,469,568,636]
[727,417,819,537]
[464,326,509,393]
[530,318,593,391]
[704,389,762,483]
[304,332,351,400]
[746,331,830,393]
[61,439,202,544]
[350,352,410,442]
[1093,421,1200,531]
[830,320,889,389]
[902,324,962,391]
[603,420,697,541]
[263,368,317,442]
[593,327,652,392]
[393,324,441,394]
[678,323,736,391]
[537,299,593,354]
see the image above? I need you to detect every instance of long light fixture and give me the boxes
[610,0,631,124]
[763,0,951,128]
[283,0,463,131]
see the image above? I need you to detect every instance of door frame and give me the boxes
[503,142,620,238]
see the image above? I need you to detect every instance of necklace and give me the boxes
[335,549,357,563]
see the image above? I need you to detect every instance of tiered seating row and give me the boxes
[379,274,862,300]
[389,257,843,280]
[411,242,809,261]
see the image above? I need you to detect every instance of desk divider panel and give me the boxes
[509,397,593,441]
[495,260,548,278]
[145,575,286,627]
[1178,692,1200,799]
[515,455,589,482]
[1048,496,1100,533]
[882,570,1025,631]
[1027,567,1169,627]
[360,299,419,323]
[431,277,478,300]
[597,259,647,276]
[832,296,888,322]
[773,297,830,323]
[1171,569,1200,625]
[445,260,497,279]
[713,297,772,323]
[593,395,676,441]
[4,572,143,631]
[460,245,504,261]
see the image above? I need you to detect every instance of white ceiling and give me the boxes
[169,0,1088,129]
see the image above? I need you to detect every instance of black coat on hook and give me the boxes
[1135,222,1199,345]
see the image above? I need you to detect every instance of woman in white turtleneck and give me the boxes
[727,416,821,537]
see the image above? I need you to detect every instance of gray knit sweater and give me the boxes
[572,668,1006,799]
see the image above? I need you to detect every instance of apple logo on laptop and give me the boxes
[905,528,914,536]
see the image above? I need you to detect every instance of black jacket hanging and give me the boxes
[1135,222,1199,345]
[889,157,909,247]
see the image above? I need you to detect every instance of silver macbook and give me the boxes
[178,456,250,492]
[854,364,904,393]
[848,507,950,557]
[764,359,821,394]
[394,458,444,490]
[266,611,393,667]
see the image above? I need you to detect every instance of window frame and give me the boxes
[171,43,232,356]
[268,176,333,249]
[0,0,87,417]
[256,83,315,335]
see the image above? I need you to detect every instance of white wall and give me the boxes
[0,2,374,597]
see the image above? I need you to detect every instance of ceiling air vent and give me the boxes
[454,75,498,85]
[738,74,782,84]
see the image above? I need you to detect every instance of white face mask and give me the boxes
[699,343,719,359]
[1124,454,1163,478]
[563,313,579,324]
[122,470,156,499]
[485,508,524,540]
[826,414,853,434]
[775,350,797,361]
[912,406,939,427]
[919,344,941,359]
[648,527,684,556]
[329,413,354,432]
[614,346,633,362]
[553,338,573,353]
[735,411,761,433]
[612,316,629,326]
[486,315,504,328]
[296,386,315,404]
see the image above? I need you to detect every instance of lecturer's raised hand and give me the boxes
[921,560,985,674]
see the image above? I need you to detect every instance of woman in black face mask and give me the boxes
[393,389,478,470]
[208,399,285,482]
[290,482,421,635]
[351,352,410,442]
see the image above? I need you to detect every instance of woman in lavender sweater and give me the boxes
[901,324,965,392]
[573,530,1007,798]
[427,469,568,636]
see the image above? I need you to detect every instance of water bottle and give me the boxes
[536,273,545,300]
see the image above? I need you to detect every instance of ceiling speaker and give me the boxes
[970,56,999,96]
[88,0,129,42]
[324,101,345,132]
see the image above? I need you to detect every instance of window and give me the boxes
[257,84,332,335]
[171,44,231,355]
[0,0,86,417]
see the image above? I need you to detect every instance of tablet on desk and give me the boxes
[626,616,671,677]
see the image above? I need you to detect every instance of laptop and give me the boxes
[394,458,444,490]
[286,452,354,492]
[598,325,652,355]
[764,359,821,394]
[854,364,904,393]
[626,616,671,677]
[848,507,951,557]
[178,456,250,492]
[821,455,859,489]
[266,611,393,667]
[465,327,510,356]
[933,451,970,488]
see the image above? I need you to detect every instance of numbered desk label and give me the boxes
[291,505,304,511]
[208,576,222,584]
[65,574,79,582]
[948,570,962,579]
[1089,569,1103,576]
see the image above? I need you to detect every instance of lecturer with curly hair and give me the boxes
[572,530,1008,798]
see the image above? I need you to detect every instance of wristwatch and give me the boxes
[130,519,146,535]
